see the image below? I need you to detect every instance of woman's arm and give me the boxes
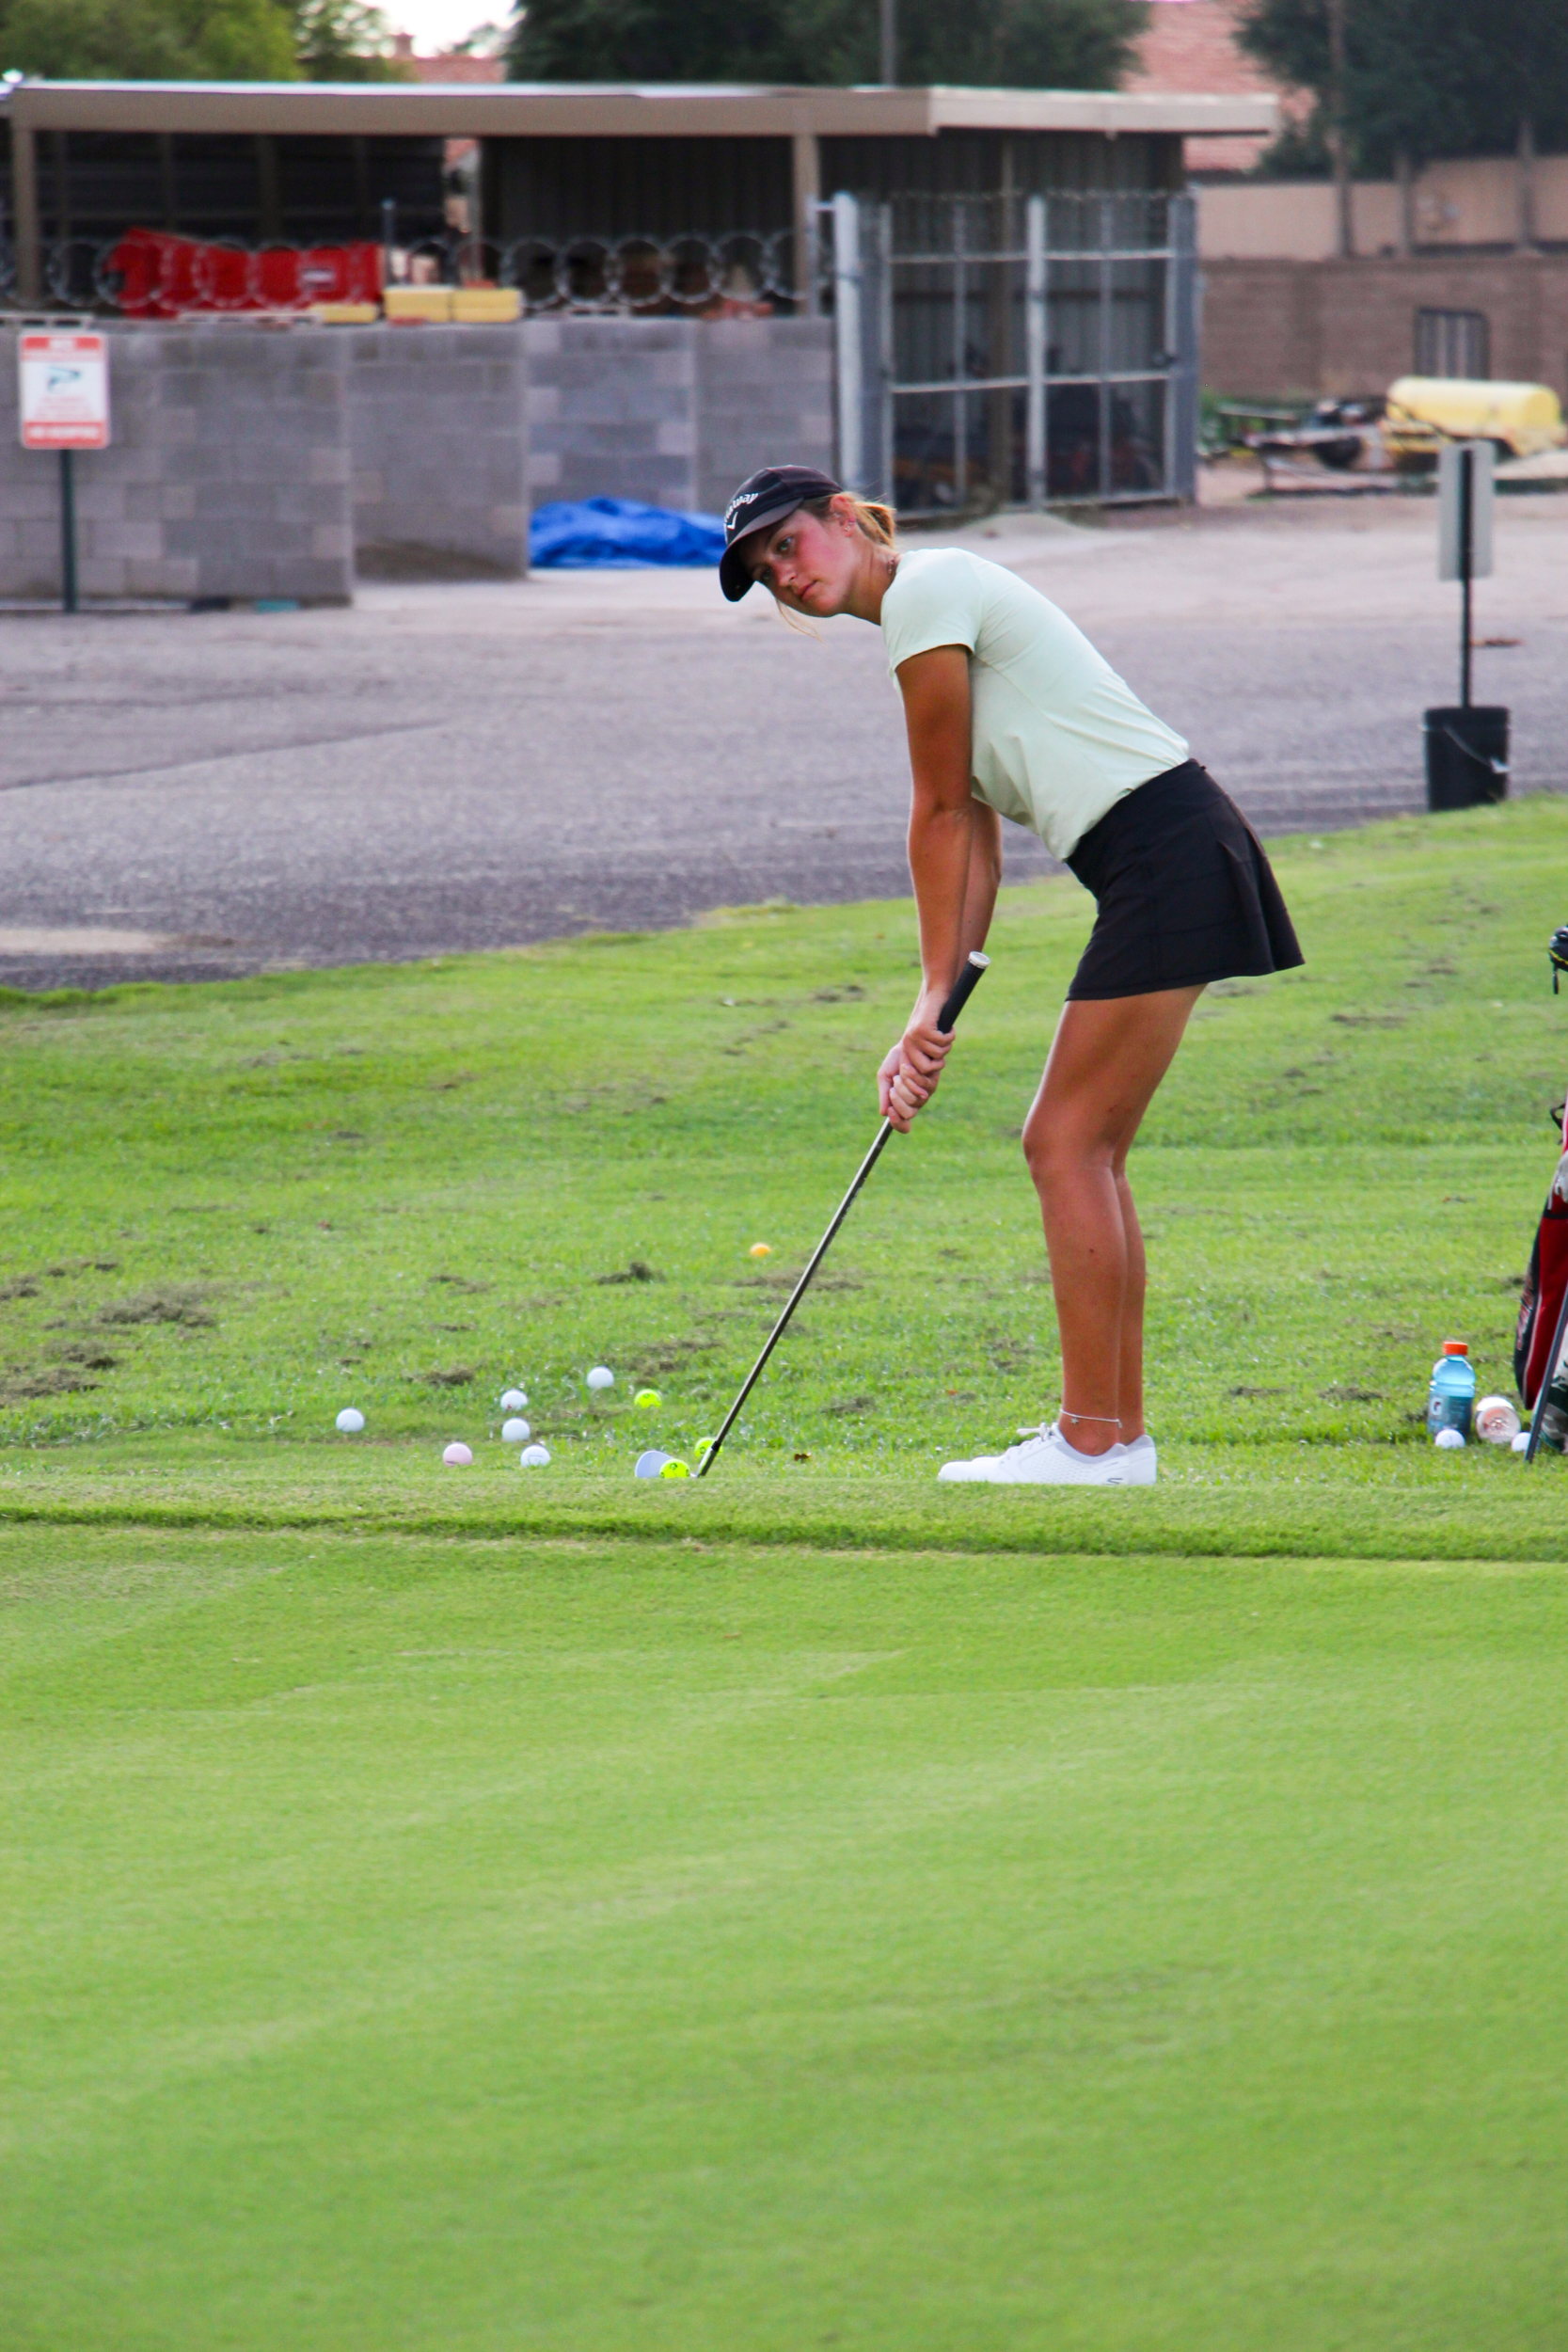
[879,644,1001,1130]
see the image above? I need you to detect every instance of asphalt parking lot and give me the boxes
[1,490,1563,991]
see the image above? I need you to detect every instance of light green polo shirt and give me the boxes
[879,547,1189,861]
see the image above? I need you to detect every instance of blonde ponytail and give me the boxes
[803,492,897,550]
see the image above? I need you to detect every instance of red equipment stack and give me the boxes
[104,229,384,319]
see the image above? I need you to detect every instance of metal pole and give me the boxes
[1025,194,1046,509]
[59,449,78,614]
[1161,194,1178,497]
[953,199,967,509]
[380,196,397,294]
[879,0,897,84]
[832,191,863,493]
[1459,441,1473,708]
[1098,197,1114,501]
[876,201,895,508]
[12,117,40,306]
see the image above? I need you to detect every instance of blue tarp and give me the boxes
[530,498,726,571]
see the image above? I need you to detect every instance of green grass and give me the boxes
[0,794,1564,1522]
[6,799,1568,2344]
[5,1526,1566,2349]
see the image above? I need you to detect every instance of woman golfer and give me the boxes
[720,465,1304,1486]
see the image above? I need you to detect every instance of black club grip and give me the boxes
[935,950,990,1034]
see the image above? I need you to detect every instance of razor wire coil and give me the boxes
[1,228,804,317]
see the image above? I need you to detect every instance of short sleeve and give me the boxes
[880,550,986,677]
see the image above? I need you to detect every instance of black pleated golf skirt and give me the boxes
[1064,759,1304,1001]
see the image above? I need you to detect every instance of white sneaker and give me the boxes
[935,1454,1001,1483]
[939,1422,1128,1486]
[1118,1433,1158,1486]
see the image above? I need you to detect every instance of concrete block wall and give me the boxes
[524,318,701,510]
[524,315,834,515]
[1201,252,1568,402]
[694,320,834,515]
[348,325,530,579]
[0,325,353,603]
[0,311,832,602]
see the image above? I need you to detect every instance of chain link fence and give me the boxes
[824,190,1198,513]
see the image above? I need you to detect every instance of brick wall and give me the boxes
[1201,253,1568,400]
[349,325,529,579]
[1128,0,1301,175]
[0,324,353,604]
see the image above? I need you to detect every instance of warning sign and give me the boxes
[18,331,111,450]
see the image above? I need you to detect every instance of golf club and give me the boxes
[694,950,990,1477]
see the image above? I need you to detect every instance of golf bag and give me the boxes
[1515,1105,1568,1410]
[1514,923,1568,1416]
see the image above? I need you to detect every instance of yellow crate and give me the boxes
[451,287,523,325]
[384,286,454,325]
[308,302,382,326]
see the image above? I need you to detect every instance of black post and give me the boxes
[1458,441,1473,709]
[380,197,397,294]
[59,449,78,615]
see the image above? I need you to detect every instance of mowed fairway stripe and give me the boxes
[3,1530,1565,2350]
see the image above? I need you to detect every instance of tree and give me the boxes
[1240,0,1568,253]
[288,0,412,80]
[0,0,300,78]
[507,0,1148,91]
[0,0,416,81]
[1465,0,1568,246]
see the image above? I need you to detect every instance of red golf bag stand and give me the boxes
[1516,925,1568,1460]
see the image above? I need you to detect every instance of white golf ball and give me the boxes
[586,1366,614,1391]
[1433,1426,1465,1450]
[519,1443,550,1468]
[499,1388,528,1412]
[1512,1429,1531,1454]
[501,1416,531,1444]
[335,1407,365,1434]
[442,1441,473,1467]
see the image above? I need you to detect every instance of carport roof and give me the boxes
[0,78,1277,142]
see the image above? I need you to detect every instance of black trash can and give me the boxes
[1424,706,1509,811]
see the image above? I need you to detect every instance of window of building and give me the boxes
[1416,309,1489,380]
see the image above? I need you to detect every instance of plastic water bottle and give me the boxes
[1427,1340,1476,1440]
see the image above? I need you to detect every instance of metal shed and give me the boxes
[0,80,1275,304]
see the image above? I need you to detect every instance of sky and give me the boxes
[386,1,507,54]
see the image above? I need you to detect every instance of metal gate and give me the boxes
[826,189,1197,514]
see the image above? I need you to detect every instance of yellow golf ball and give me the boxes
[634,1387,661,1409]
[658,1458,690,1479]
[749,1241,772,1258]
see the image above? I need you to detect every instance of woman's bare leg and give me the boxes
[1021,988,1202,1453]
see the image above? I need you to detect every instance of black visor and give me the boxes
[719,464,842,601]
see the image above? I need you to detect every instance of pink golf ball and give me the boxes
[442,1441,473,1467]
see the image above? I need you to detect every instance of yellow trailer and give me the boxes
[1383,376,1567,463]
